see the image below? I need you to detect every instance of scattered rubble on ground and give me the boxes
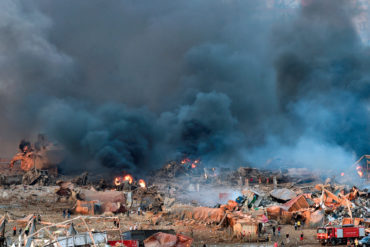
[0,154,368,246]
[144,232,193,247]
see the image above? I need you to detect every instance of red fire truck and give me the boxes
[317,224,366,245]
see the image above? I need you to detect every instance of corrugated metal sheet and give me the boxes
[55,232,107,247]
[282,195,309,212]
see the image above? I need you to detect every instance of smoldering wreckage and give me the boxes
[0,138,369,247]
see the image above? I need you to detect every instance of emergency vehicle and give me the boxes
[317,224,366,245]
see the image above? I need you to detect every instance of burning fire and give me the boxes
[181,158,200,169]
[114,174,146,188]
[114,177,122,186]
[341,172,344,177]
[191,159,199,168]
[138,179,146,188]
[356,165,364,177]
[123,174,134,184]
[181,158,191,164]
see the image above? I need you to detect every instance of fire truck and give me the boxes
[317,224,366,245]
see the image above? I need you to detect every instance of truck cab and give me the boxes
[317,225,365,245]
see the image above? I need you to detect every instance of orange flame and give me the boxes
[356,165,364,177]
[182,158,199,168]
[181,158,190,164]
[138,179,146,188]
[114,177,122,186]
[123,174,133,184]
[192,159,199,168]
[340,172,344,177]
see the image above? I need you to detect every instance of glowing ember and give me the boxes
[181,158,190,164]
[340,172,344,177]
[181,158,199,168]
[356,165,364,177]
[114,177,122,186]
[138,179,146,188]
[191,159,200,168]
[123,174,134,184]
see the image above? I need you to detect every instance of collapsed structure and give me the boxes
[48,158,370,244]
[0,135,64,186]
[9,135,63,173]
[0,152,368,246]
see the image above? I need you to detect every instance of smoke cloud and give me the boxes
[0,0,369,175]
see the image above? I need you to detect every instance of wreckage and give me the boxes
[0,135,64,186]
[9,135,63,173]
[51,158,369,243]
[54,174,164,216]
[0,149,369,245]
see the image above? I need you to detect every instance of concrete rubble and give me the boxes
[0,152,368,246]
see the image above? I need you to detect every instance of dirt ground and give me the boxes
[0,184,345,247]
[0,202,322,246]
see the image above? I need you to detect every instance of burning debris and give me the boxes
[9,135,63,174]
[114,174,147,191]
[0,0,369,245]
[353,155,370,180]
[10,140,34,171]
[138,179,147,188]
[0,142,369,245]
[0,158,368,246]
[0,136,64,186]
[154,158,202,179]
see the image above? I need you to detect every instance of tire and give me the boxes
[330,238,336,246]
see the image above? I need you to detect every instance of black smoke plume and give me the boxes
[0,0,369,175]
[19,140,31,153]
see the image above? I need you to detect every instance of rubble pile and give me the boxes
[154,161,191,179]
[9,135,63,173]
[133,186,164,213]
[270,188,297,202]
[262,182,369,228]
[149,165,369,242]
[54,175,166,216]
[151,161,322,201]
[143,232,193,247]
[0,144,368,246]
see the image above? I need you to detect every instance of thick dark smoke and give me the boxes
[19,140,31,153]
[0,0,369,175]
